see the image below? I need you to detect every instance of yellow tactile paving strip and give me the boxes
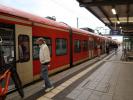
[37,59,104,100]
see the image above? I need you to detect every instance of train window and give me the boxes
[82,40,88,51]
[18,35,30,62]
[74,40,81,53]
[56,38,67,56]
[33,37,52,59]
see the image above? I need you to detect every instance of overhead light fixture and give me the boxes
[117,21,120,24]
[111,8,116,15]
[120,26,122,29]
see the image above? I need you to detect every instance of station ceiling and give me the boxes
[77,0,133,34]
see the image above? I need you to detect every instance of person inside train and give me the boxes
[114,43,118,55]
[36,37,54,92]
[18,40,24,61]
[97,44,101,57]
[0,38,5,67]
[106,44,110,54]
[18,37,30,61]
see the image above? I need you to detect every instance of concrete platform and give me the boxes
[7,48,133,100]
[6,52,108,100]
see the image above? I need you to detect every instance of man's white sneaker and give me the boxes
[42,84,45,88]
[45,86,54,92]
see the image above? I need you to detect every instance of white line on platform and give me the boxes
[37,53,114,100]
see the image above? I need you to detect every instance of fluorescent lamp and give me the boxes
[117,21,120,24]
[112,8,116,15]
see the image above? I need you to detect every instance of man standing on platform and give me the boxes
[36,38,54,92]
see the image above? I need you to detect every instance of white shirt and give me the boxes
[39,44,50,64]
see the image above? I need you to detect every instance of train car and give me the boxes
[100,36,107,54]
[0,5,72,85]
[88,33,95,59]
[0,5,116,90]
[89,34,99,57]
[32,21,71,81]
[72,28,89,65]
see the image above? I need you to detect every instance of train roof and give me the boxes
[0,5,69,30]
[0,5,95,35]
[0,4,113,41]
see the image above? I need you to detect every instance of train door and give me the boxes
[0,22,15,90]
[91,39,94,58]
[89,38,92,59]
[102,40,106,54]
[15,24,33,85]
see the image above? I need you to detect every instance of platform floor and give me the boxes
[7,48,133,100]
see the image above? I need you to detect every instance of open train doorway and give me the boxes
[0,22,16,91]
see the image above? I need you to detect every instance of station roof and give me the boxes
[77,0,133,35]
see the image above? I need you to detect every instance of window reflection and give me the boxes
[18,35,30,62]
[33,37,52,59]
[56,39,67,55]
[74,40,81,53]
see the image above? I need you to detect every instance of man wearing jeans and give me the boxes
[36,38,54,92]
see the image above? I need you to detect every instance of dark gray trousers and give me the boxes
[41,64,52,88]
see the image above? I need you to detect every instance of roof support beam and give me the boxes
[86,8,105,24]
[87,0,113,29]
[116,14,120,23]
[120,23,133,28]
[91,0,112,25]
[98,6,113,26]
[86,7,112,30]
[127,4,130,25]
[79,1,133,7]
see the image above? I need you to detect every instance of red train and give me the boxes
[0,5,116,88]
